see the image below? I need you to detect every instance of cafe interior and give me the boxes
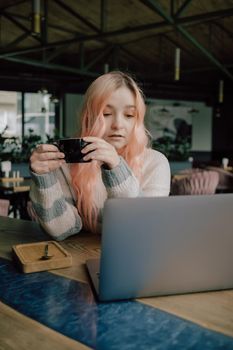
[0,1,233,349]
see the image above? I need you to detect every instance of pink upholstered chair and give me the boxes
[27,200,38,221]
[171,170,219,195]
[206,166,233,193]
[0,199,10,216]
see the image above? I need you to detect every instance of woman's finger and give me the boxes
[83,136,100,143]
[36,143,59,153]
[82,139,112,154]
[37,151,65,161]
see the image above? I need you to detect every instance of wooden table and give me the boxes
[0,217,233,350]
[0,178,31,193]
[0,179,31,219]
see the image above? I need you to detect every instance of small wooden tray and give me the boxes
[12,241,72,273]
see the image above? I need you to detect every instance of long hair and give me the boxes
[71,71,149,233]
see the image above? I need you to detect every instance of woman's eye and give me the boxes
[126,114,135,118]
[103,113,111,117]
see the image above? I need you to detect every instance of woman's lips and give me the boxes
[109,135,124,138]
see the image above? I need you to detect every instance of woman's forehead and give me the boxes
[104,86,135,105]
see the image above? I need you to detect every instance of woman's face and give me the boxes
[102,86,136,150]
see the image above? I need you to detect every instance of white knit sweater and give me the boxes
[29,148,170,240]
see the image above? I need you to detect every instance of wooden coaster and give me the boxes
[12,241,72,273]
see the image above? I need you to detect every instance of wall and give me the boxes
[191,102,212,152]
[63,94,84,137]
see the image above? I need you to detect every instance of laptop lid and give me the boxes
[88,194,233,301]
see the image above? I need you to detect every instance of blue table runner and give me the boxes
[0,257,232,350]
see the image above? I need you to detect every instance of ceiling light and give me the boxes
[218,80,224,103]
[32,0,41,35]
[174,47,181,81]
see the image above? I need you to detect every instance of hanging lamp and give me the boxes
[218,80,224,103]
[174,47,181,81]
[32,0,41,35]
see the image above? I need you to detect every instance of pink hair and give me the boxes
[71,71,149,233]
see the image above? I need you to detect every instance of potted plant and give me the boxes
[0,128,59,177]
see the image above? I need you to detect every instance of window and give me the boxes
[0,91,21,137]
[0,91,56,141]
[24,93,56,141]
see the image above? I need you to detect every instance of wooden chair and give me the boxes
[0,199,10,216]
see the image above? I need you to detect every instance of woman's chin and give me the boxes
[108,139,126,149]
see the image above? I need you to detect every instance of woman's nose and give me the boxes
[111,115,123,129]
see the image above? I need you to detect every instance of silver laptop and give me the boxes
[86,194,233,301]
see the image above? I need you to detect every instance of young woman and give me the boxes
[29,71,170,240]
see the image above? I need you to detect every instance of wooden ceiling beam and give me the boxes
[3,6,233,46]
[1,3,233,82]
[1,32,29,51]
[120,46,144,66]
[162,33,193,56]
[41,0,48,45]
[152,61,233,78]
[0,55,99,77]
[170,0,175,17]
[79,42,85,69]
[2,7,233,56]
[100,0,107,33]
[5,12,80,35]
[140,0,233,81]
[84,45,113,70]
[0,45,48,58]
[0,0,28,12]
[45,44,73,63]
[53,0,100,34]
[1,12,42,44]
[213,21,233,43]
[174,0,193,18]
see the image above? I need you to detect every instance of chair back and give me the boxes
[27,200,38,221]
[171,170,219,195]
[206,166,233,192]
[0,199,10,216]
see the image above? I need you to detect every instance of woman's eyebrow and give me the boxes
[104,104,136,110]
[125,105,136,109]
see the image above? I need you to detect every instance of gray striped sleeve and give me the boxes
[101,157,132,188]
[31,197,71,222]
[30,170,57,189]
[45,217,83,241]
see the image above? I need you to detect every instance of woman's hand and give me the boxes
[82,137,120,169]
[30,144,65,175]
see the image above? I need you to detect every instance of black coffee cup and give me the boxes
[54,138,92,163]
